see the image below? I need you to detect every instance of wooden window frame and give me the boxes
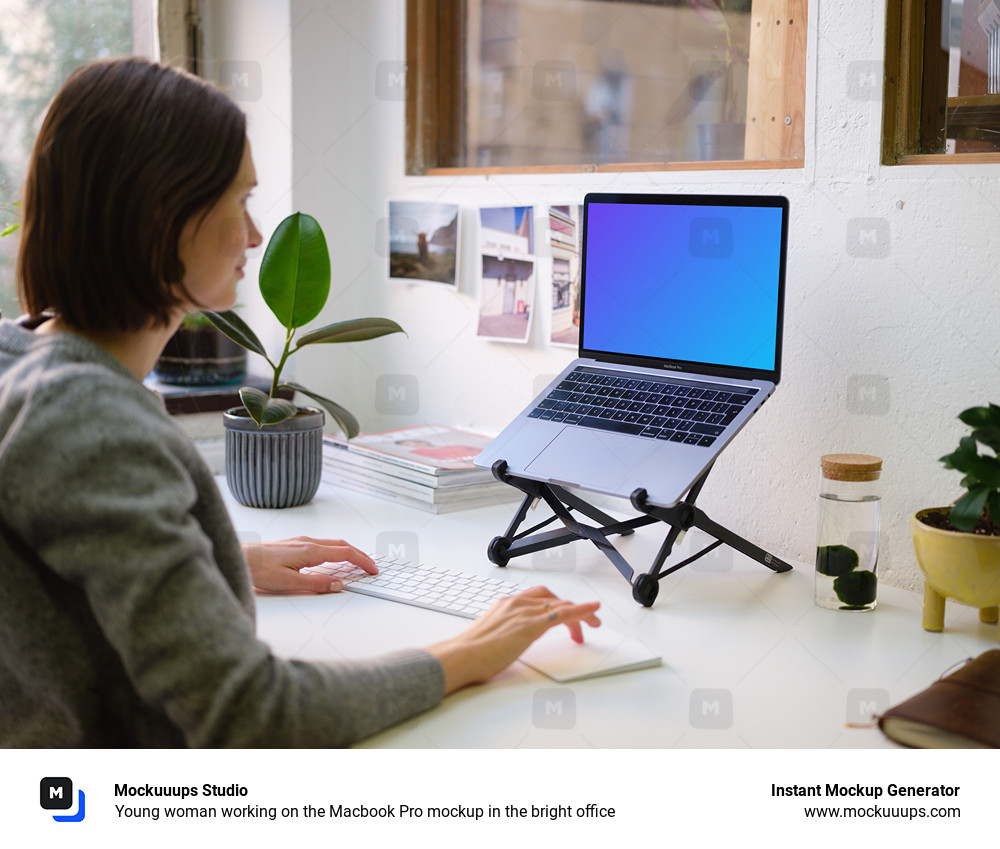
[405,0,465,175]
[883,0,1000,165]
[406,0,807,176]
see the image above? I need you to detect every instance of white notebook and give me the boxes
[518,626,661,683]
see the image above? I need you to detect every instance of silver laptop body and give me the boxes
[476,192,789,509]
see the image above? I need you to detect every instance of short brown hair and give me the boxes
[17,57,246,331]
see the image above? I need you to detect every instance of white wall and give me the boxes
[201,0,293,360]
[213,0,1000,592]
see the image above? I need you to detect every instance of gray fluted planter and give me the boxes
[223,407,324,508]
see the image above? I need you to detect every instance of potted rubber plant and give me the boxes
[911,403,1000,636]
[204,211,404,508]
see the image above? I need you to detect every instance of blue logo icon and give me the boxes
[40,777,86,822]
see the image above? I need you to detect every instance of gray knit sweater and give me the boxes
[0,319,444,747]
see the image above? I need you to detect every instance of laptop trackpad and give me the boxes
[525,427,655,490]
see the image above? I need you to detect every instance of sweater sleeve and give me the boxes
[2,368,444,747]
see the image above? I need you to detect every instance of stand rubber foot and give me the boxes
[632,573,659,607]
[487,536,510,567]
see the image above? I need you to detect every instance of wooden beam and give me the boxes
[405,0,434,174]
[899,151,1000,164]
[883,0,934,163]
[422,159,805,176]
[436,2,465,168]
[919,0,948,152]
[406,0,465,173]
[744,0,807,161]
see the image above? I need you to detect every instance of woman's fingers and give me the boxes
[541,599,602,642]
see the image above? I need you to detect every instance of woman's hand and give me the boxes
[242,536,376,593]
[425,586,601,694]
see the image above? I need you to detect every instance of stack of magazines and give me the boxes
[322,424,522,513]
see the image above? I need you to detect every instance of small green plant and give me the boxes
[816,543,877,608]
[816,544,858,577]
[939,403,1000,531]
[205,212,403,435]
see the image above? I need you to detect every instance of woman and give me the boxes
[0,57,600,747]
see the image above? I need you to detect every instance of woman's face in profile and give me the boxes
[177,140,263,312]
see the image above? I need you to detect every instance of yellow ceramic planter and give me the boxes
[910,509,1000,637]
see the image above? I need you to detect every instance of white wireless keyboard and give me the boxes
[303,554,529,619]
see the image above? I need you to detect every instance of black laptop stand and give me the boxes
[485,459,792,607]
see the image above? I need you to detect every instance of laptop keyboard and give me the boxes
[303,554,528,619]
[527,366,758,447]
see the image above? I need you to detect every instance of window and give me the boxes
[406,0,807,174]
[883,0,1000,163]
[0,0,160,319]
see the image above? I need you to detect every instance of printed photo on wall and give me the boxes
[477,206,535,343]
[388,200,460,287]
[548,204,582,348]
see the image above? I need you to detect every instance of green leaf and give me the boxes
[959,474,979,491]
[940,436,979,472]
[202,310,269,359]
[284,381,359,438]
[294,317,406,350]
[180,310,216,329]
[964,455,1000,490]
[0,223,18,237]
[239,386,297,427]
[971,426,1000,454]
[259,212,331,330]
[988,491,1000,525]
[958,404,1000,429]
[950,486,990,531]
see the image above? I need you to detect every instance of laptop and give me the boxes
[475,192,789,509]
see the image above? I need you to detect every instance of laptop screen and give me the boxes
[579,193,788,382]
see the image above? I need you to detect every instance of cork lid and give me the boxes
[821,453,883,482]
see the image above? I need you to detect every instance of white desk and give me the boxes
[221,478,998,749]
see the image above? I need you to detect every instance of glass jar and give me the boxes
[815,454,882,611]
